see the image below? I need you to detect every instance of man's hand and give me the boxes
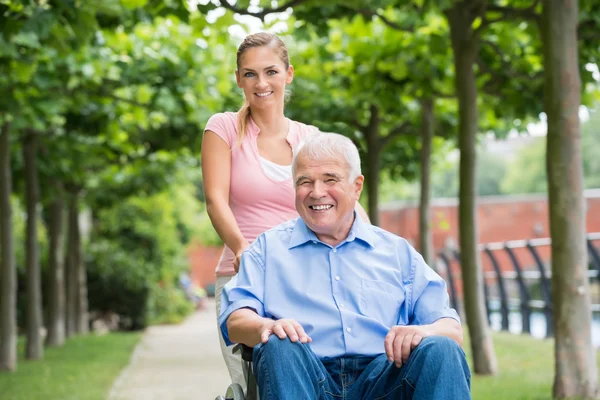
[260,319,312,344]
[384,325,431,368]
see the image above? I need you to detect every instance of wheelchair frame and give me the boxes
[215,344,258,400]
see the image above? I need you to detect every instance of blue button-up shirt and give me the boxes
[219,215,460,359]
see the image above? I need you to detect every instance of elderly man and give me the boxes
[219,132,471,400]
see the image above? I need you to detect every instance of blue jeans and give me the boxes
[253,335,471,399]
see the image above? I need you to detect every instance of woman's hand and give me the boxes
[233,243,249,273]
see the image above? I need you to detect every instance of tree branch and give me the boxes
[350,7,414,32]
[349,115,366,132]
[215,0,310,21]
[474,0,540,36]
[95,92,150,108]
[380,121,412,147]
[578,19,600,42]
[485,1,540,22]
[431,89,454,99]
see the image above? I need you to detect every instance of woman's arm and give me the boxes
[201,131,249,270]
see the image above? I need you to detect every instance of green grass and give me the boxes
[0,332,141,400]
[467,332,600,400]
[0,330,597,400]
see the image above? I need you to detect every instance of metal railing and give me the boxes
[436,232,600,338]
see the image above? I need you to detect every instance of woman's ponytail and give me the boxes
[236,101,251,145]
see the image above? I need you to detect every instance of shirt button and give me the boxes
[346,327,352,333]
[340,303,345,308]
[332,248,337,253]
[335,276,340,281]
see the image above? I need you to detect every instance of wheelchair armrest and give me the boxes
[232,343,254,362]
[241,344,254,362]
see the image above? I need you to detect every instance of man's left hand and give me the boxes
[384,325,430,368]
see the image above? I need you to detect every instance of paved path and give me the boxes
[108,298,231,400]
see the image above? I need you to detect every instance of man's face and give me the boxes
[294,153,364,245]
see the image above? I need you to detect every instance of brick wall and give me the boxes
[188,243,222,290]
[379,190,600,293]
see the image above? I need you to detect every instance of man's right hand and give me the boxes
[260,319,312,344]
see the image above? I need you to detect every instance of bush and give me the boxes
[85,182,201,329]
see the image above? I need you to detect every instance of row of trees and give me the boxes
[198,0,599,397]
[0,0,234,372]
[1,0,599,398]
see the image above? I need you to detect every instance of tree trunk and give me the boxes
[0,121,17,371]
[45,181,66,347]
[23,132,43,360]
[65,194,78,337]
[542,0,599,397]
[447,4,497,375]
[76,210,88,335]
[365,104,381,226]
[419,98,434,266]
[66,193,88,335]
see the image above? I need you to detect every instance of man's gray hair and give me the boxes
[292,132,362,181]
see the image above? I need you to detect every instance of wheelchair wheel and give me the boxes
[225,383,245,400]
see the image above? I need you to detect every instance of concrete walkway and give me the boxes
[108,298,231,400]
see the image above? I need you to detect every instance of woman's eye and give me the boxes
[267,70,277,75]
[244,72,255,77]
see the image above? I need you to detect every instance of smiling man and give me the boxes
[219,132,471,400]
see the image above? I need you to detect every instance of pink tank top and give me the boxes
[204,112,318,276]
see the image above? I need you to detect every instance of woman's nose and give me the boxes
[255,75,268,89]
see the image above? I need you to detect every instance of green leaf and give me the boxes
[11,31,41,49]
[10,60,37,82]
[121,0,150,9]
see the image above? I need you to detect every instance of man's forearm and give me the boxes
[426,317,464,346]
[226,308,270,347]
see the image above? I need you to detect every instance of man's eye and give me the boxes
[326,179,337,184]
[300,181,311,186]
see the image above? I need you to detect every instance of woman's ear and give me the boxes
[235,70,242,88]
[286,65,294,84]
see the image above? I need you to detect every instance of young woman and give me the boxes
[201,32,368,390]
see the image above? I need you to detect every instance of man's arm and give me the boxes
[227,308,312,347]
[384,317,463,368]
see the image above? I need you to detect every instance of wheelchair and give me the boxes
[215,344,258,400]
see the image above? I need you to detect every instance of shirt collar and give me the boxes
[247,115,296,144]
[288,211,376,249]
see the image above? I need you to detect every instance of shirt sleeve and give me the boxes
[407,246,461,326]
[204,112,237,148]
[218,236,267,345]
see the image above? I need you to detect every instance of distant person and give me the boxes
[219,132,471,399]
[201,32,368,391]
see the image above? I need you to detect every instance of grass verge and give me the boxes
[0,332,141,400]
[468,332,600,400]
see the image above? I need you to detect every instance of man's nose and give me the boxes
[310,181,326,198]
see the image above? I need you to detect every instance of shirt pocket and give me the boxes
[359,279,404,327]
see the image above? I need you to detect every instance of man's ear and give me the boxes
[354,175,364,197]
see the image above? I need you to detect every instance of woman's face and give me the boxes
[235,46,294,110]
